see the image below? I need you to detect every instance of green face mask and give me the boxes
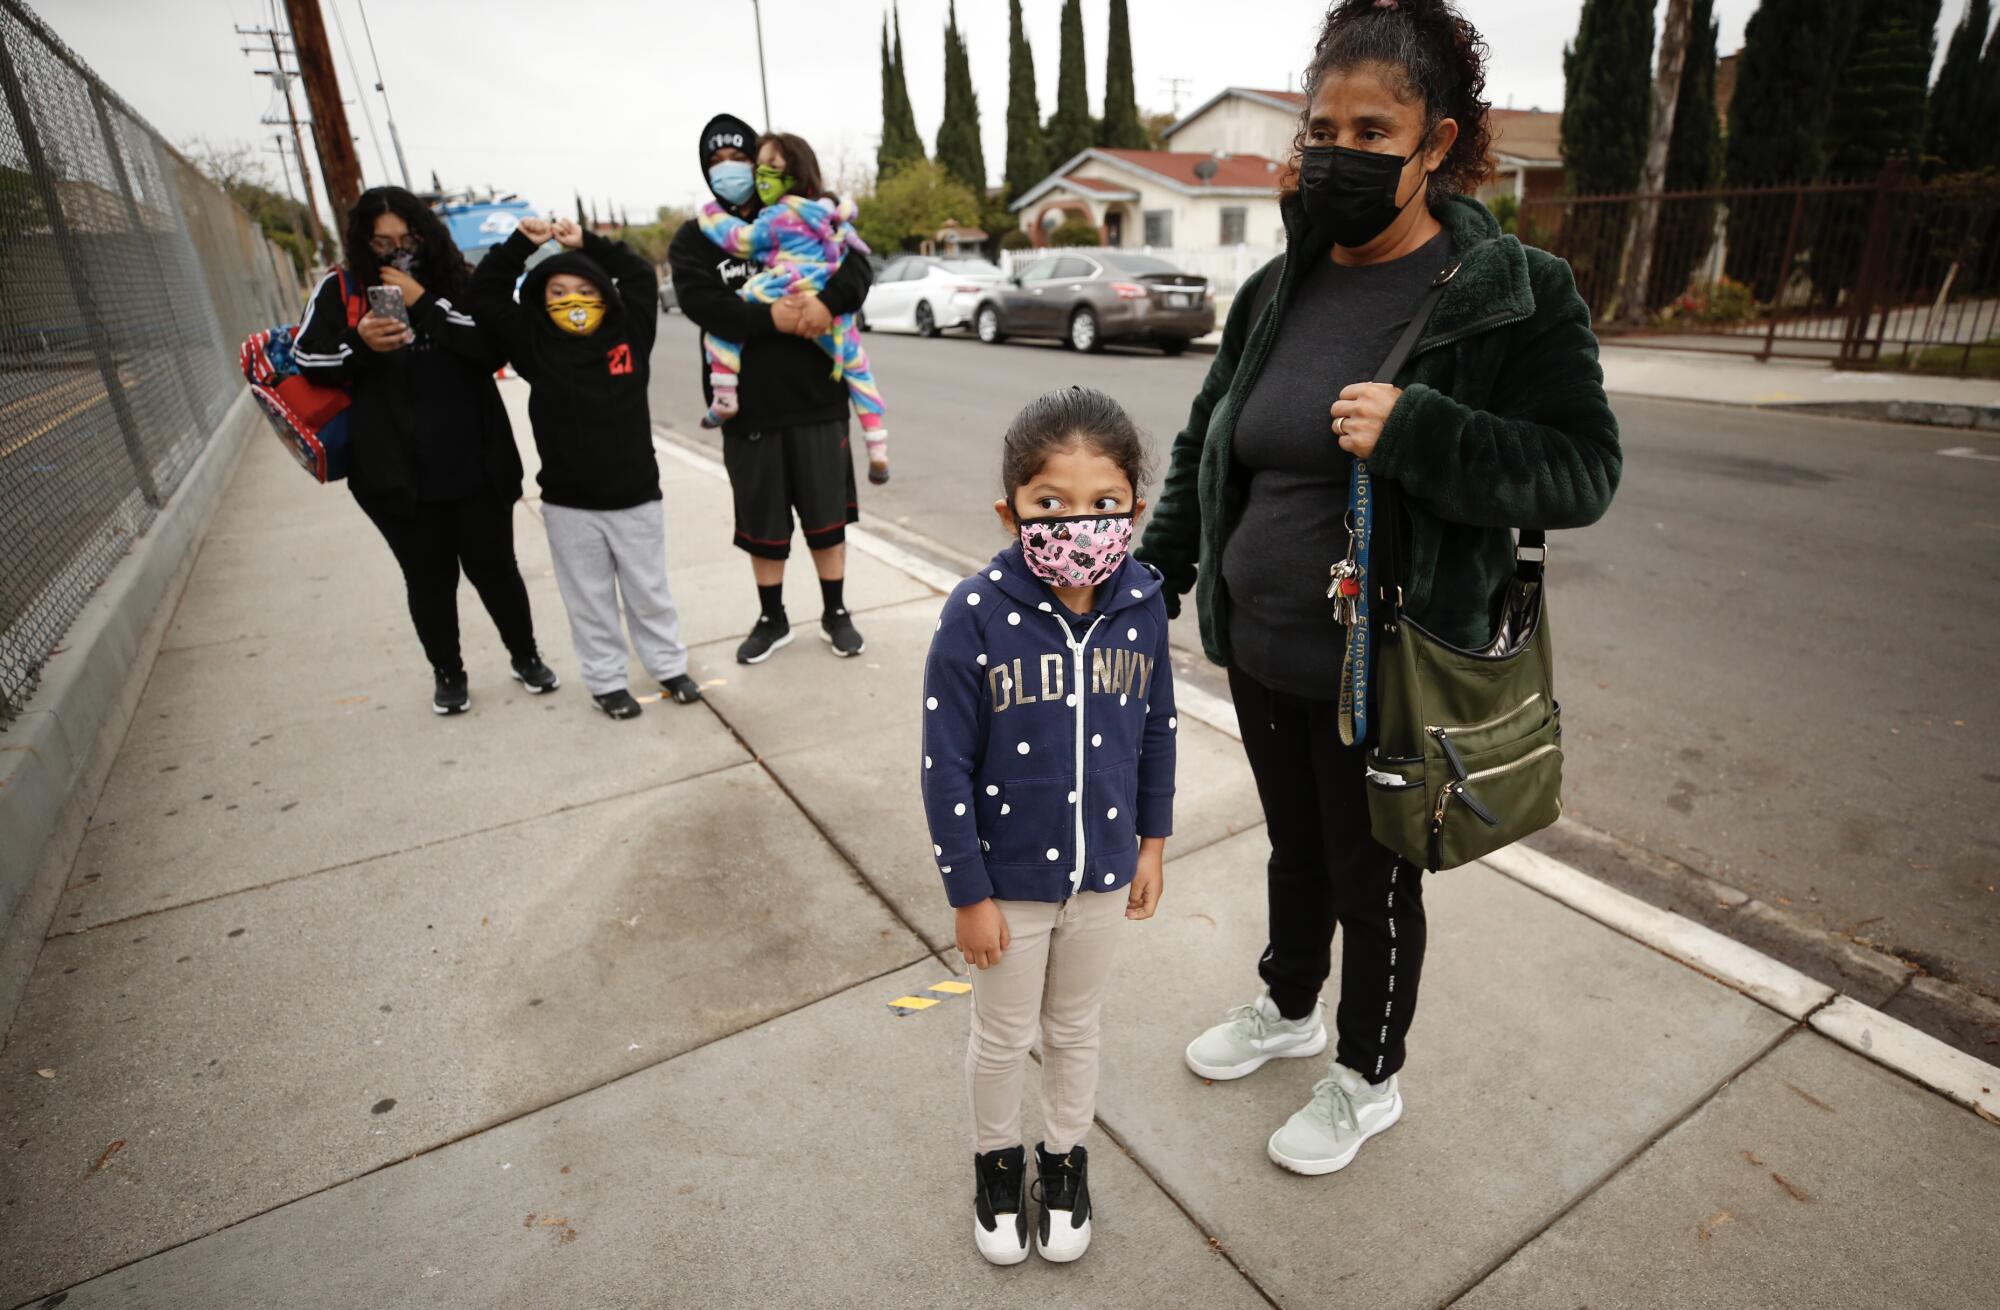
[754,165,794,206]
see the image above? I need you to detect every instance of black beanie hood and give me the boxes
[520,248,623,335]
[698,112,759,199]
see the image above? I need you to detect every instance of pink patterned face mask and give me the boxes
[1018,513,1133,588]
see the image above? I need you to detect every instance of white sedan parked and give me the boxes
[861,255,1005,336]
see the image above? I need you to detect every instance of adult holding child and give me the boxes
[669,115,876,666]
[295,185,556,716]
[1137,0,1621,1177]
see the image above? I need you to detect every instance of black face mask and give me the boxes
[1299,142,1427,248]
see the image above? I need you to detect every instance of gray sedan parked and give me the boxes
[973,250,1214,355]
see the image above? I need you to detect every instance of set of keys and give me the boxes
[1327,545,1363,628]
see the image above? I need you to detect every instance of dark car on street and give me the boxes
[973,250,1214,355]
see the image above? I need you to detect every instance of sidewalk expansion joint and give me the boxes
[43,758,757,943]
[690,692,957,972]
[1440,1024,1803,1308]
[1088,1113,1286,1310]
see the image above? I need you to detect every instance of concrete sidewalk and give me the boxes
[2,382,1996,1308]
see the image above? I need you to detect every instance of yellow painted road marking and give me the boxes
[929,980,972,995]
[888,995,940,1011]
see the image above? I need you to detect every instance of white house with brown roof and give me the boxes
[1157,86,1568,208]
[1010,147,1286,252]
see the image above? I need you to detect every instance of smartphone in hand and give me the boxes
[366,284,411,329]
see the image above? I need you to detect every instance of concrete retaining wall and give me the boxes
[0,389,258,1036]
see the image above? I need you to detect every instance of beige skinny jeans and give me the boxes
[966,890,1127,1155]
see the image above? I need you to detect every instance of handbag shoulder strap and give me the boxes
[1371,257,1545,618]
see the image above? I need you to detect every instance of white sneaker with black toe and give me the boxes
[1184,987,1327,1080]
[1267,1063,1402,1176]
[1033,1142,1092,1262]
[972,1146,1029,1266]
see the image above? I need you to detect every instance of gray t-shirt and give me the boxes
[1222,231,1451,699]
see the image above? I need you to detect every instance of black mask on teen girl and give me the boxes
[1299,140,1428,248]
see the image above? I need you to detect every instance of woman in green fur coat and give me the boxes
[1140,0,1621,1177]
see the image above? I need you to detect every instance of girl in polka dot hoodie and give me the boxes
[921,386,1175,1267]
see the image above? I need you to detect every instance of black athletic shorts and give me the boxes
[722,418,859,559]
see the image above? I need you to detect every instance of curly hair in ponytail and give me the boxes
[1286,0,1493,197]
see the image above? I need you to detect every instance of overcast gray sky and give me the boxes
[39,0,1980,222]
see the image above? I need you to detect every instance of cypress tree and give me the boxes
[1926,0,1991,172]
[1646,0,1724,306]
[1725,0,1858,186]
[1004,0,1048,202]
[1046,0,1093,164]
[1100,0,1147,149]
[935,2,987,196]
[878,5,926,179]
[1824,0,1943,180]
[1978,21,2000,169]
[1561,0,1656,195]
[1722,0,1858,296]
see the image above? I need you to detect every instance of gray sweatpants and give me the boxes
[541,500,689,695]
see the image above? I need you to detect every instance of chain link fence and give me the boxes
[0,0,299,723]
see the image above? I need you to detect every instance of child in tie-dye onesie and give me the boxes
[698,175,891,483]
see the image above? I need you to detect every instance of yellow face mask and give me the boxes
[547,293,605,336]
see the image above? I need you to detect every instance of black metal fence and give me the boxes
[1519,163,2000,372]
[0,0,299,722]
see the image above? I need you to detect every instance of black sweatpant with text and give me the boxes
[1229,665,1426,1084]
[355,491,538,675]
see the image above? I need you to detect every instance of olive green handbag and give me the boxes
[1361,493,1562,871]
[1350,274,1564,872]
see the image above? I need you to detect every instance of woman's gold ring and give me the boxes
[1335,415,1349,437]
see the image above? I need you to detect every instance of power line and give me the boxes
[353,0,412,189]
[327,0,389,184]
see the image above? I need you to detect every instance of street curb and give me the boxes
[651,424,2000,1126]
[1763,398,2000,432]
[0,391,257,1041]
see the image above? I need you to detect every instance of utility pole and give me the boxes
[1159,76,1194,116]
[241,23,330,264]
[284,0,363,240]
[264,133,311,269]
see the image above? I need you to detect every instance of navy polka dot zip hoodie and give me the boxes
[920,540,1177,907]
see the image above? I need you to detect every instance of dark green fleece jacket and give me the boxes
[1137,193,1621,662]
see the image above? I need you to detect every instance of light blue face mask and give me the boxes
[707,160,755,206]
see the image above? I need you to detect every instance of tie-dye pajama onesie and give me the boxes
[697,195,888,468]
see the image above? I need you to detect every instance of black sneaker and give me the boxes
[1033,1142,1092,1263]
[593,689,642,720]
[661,674,703,705]
[973,1146,1030,1266]
[820,608,865,657]
[735,614,793,665]
[510,654,560,694]
[432,669,470,716]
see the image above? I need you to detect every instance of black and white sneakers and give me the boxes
[735,614,794,665]
[661,674,704,705]
[432,669,470,715]
[593,689,642,720]
[974,1144,1094,1265]
[510,655,560,694]
[973,1146,1030,1266]
[820,607,865,657]
[1032,1142,1092,1262]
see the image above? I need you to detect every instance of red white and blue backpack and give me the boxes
[239,270,364,483]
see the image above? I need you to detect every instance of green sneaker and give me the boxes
[1266,1063,1402,1176]
[1184,987,1327,1080]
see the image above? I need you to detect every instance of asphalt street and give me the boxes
[646,310,2000,1011]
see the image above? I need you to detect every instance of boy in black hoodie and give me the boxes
[466,216,701,720]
